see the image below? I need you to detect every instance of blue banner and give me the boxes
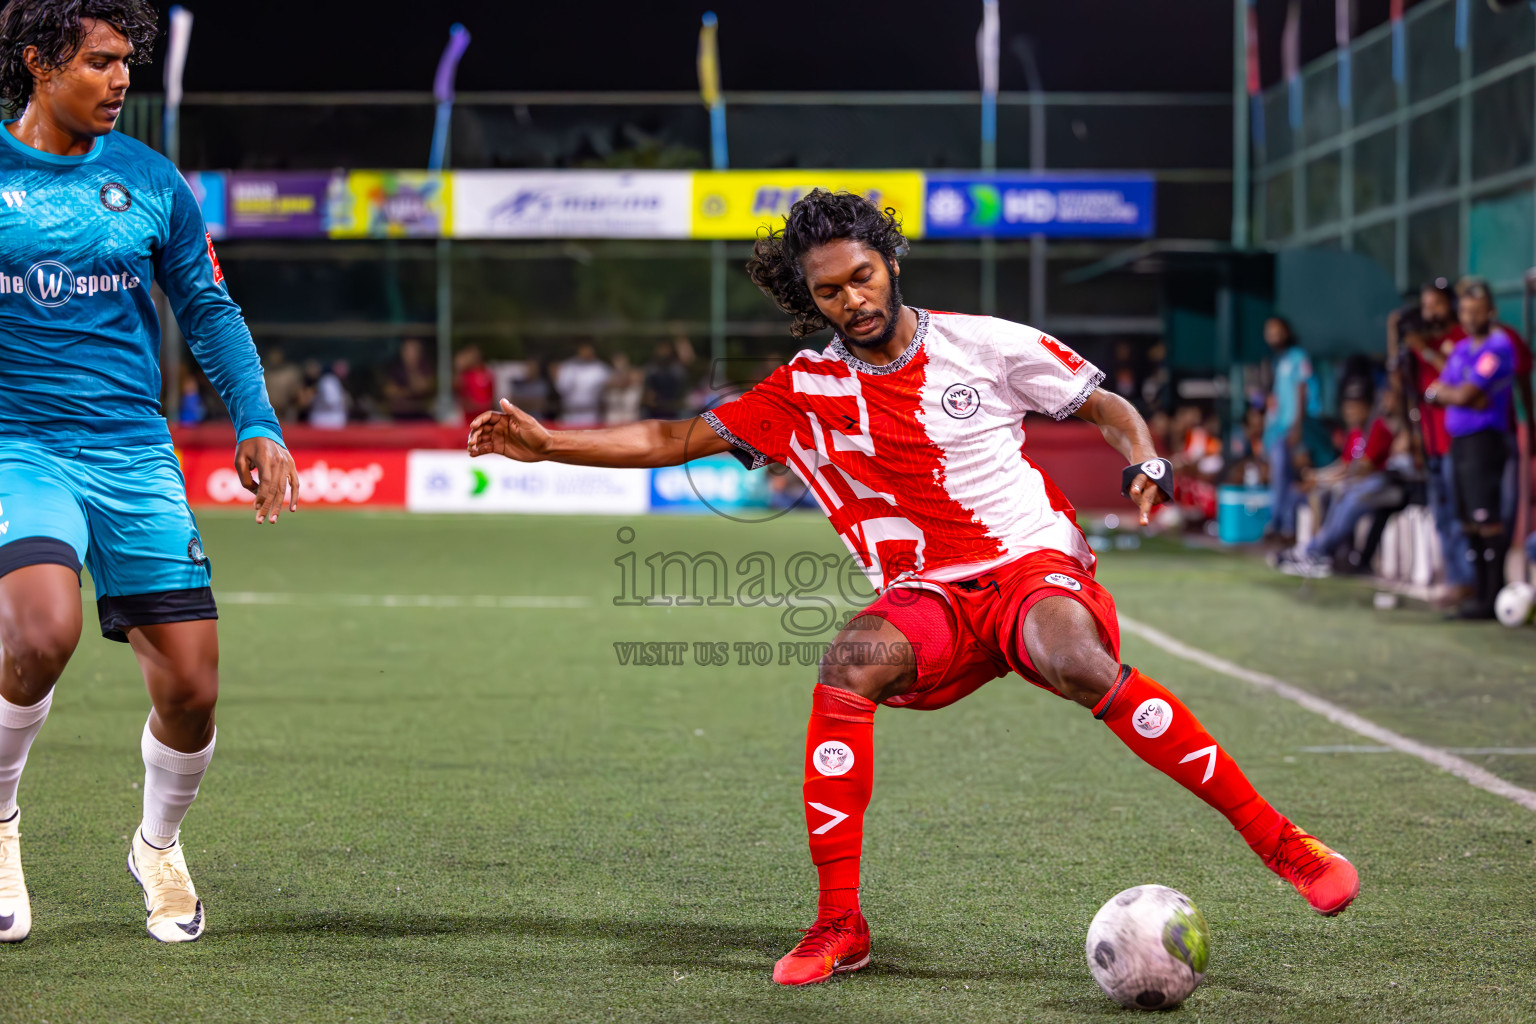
[648,454,769,514]
[923,174,1155,239]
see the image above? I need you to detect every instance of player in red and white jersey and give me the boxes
[467,190,1359,985]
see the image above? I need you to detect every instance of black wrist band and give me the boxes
[1122,458,1173,500]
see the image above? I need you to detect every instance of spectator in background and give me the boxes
[1426,278,1517,618]
[642,336,695,419]
[263,347,304,422]
[1262,317,1320,541]
[310,359,351,429]
[604,352,643,425]
[384,337,436,421]
[510,358,553,421]
[1392,281,1471,604]
[1272,381,1403,577]
[454,344,495,422]
[555,342,611,427]
[176,370,205,426]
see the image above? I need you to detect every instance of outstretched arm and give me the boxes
[156,172,299,524]
[1072,389,1167,525]
[468,399,733,467]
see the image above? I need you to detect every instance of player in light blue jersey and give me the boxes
[0,0,300,943]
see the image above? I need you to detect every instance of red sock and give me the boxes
[802,684,875,917]
[1096,667,1285,858]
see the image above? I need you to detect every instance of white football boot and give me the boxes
[0,811,30,942]
[128,830,205,942]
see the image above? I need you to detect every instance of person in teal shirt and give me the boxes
[0,0,301,946]
[1263,317,1320,539]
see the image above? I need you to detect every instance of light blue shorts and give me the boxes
[0,441,216,642]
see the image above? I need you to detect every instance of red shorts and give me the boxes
[858,549,1121,711]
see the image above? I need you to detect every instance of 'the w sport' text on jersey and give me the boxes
[704,309,1104,589]
[0,124,280,449]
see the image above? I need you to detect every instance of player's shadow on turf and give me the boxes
[218,910,1044,981]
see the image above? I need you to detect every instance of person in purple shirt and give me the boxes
[1425,278,1515,619]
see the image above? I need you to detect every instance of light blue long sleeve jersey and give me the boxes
[0,123,281,449]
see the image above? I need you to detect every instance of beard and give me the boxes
[839,271,904,350]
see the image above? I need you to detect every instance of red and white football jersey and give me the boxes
[704,309,1105,589]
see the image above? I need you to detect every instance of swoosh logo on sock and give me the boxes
[176,903,203,936]
[0,913,13,931]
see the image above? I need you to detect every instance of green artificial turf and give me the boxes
[2,510,1532,1023]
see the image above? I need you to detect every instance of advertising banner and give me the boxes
[179,448,407,508]
[923,174,1155,238]
[691,171,925,239]
[225,171,336,238]
[407,451,650,514]
[329,171,452,239]
[453,171,692,239]
[182,171,226,238]
[648,453,769,514]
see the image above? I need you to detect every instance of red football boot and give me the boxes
[1264,821,1360,916]
[772,910,871,985]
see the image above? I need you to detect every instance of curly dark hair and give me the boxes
[746,188,910,339]
[0,0,158,112]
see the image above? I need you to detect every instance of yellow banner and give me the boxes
[329,171,453,239]
[690,171,925,239]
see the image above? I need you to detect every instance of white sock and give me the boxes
[0,691,53,820]
[140,719,216,848]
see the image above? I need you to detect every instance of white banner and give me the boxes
[407,451,651,514]
[452,171,693,239]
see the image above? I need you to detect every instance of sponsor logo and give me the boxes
[187,536,207,566]
[808,801,849,834]
[1140,459,1167,481]
[1178,744,1219,784]
[813,740,855,777]
[1040,335,1087,374]
[1,190,25,208]
[1043,572,1082,591]
[927,186,966,226]
[99,181,132,212]
[1132,698,1174,739]
[1,261,143,308]
[205,232,224,285]
[941,382,981,419]
[1475,349,1502,379]
[206,461,384,504]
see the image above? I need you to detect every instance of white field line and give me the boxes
[219,592,590,610]
[1299,745,1536,756]
[1119,615,1536,814]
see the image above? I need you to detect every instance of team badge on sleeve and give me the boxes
[205,232,224,285]
[1040,335,1087,374]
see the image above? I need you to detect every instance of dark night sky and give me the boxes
[136,0,1429,97]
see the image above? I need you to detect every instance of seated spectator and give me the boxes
[604,352,643,425]
[1426,278,1518,618]
[263,347,304,422]
[454,344,495,421]
[384,337,437,422]
[310,359,351,429]
[555,342,611,427]
[1272,382,1404,577]
[642,337,694,419]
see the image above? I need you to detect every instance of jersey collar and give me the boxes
[0,120,105,166]
[829,307,929,375]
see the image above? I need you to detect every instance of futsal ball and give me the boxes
[1086,884,1210,1010]
[1495,581,1536,628]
